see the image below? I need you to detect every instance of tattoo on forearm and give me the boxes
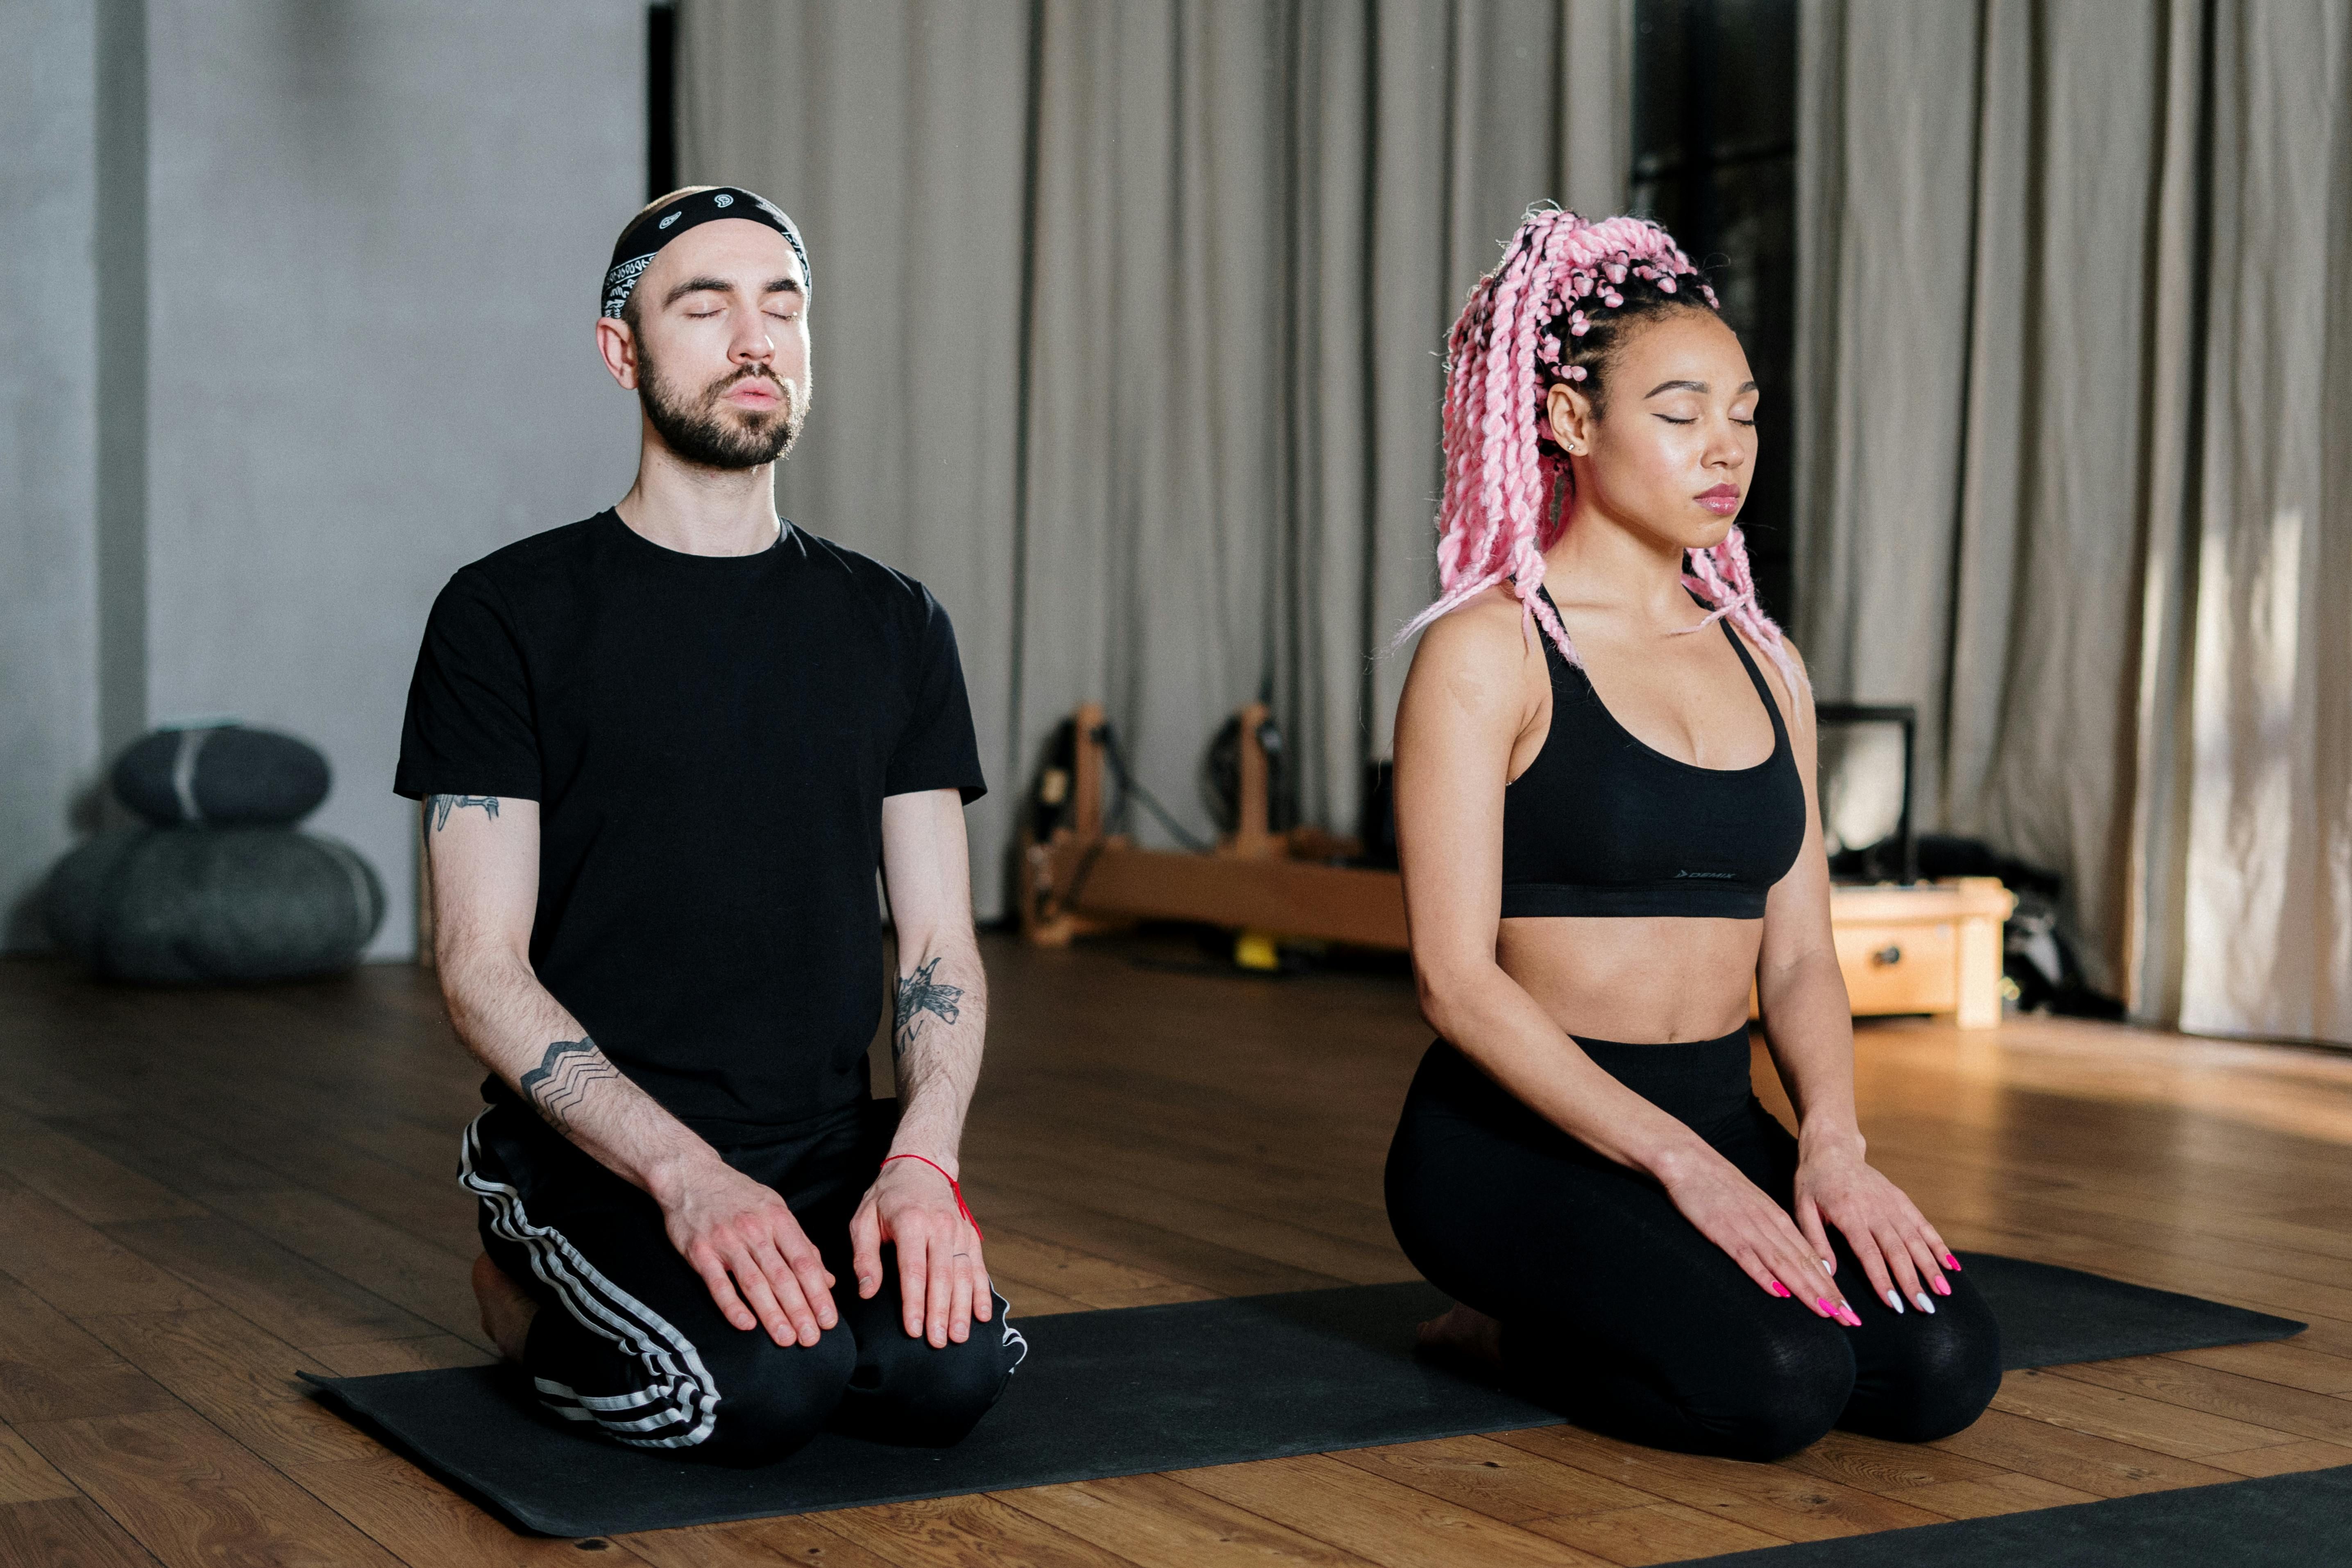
[429,794,501,831]
[892,958,964,1061]
[519,1036,617,1135]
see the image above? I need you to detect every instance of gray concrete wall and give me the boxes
[0,2,102,948]
[2,0,645,957]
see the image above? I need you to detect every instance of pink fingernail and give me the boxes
[1816,1297,1837,1316]
[1932,1276,1951,1297]
[1943,1254,1962,1271]
[1769,1282,1791,1298]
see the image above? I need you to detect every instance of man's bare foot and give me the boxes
[472,1253,539,1363]
[1416,1302,1504,1375]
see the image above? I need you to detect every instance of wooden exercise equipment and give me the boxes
[1019,702,2016,1027]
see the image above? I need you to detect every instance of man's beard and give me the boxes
[638,351,809,471]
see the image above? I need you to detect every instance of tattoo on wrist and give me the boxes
[429,794,501,831]
[891,957,964,1062]
[519,1035,616,1135]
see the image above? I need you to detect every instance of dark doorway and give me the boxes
[647,2,678,201]
[1630,0,1800,632]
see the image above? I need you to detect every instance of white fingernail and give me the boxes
[1914,1293,1936,1314]
[1884,1289,1903,1313]
[1820,1259,1836,1274]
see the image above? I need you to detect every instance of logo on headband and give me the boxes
[713,193,734,207]
[658,211,680,228]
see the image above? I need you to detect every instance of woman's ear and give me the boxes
[1547,381,1595,456]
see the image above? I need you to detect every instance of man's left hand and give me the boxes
[849,1155,992,1347]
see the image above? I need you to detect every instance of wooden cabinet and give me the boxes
[1752,878,2014,1029]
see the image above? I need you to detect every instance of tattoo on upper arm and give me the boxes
[429,794,501,831]
[891,958,964,1061]
[519,1036,617,1135]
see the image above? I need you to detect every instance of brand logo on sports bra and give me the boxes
[1673,869,1737,880]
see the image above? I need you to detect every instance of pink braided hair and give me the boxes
[1399,206,1802,695]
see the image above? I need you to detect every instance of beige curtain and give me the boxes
[680,0,1628,913]
[1796,0,2351,1044]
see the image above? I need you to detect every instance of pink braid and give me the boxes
[1395,206,1801,693]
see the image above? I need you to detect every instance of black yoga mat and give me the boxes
[306,1252,2303,1539]
[1676,1465,2352,1567]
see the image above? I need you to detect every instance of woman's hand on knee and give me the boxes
[1792,1150,1955,1318]
[1657,1150,1860,1325]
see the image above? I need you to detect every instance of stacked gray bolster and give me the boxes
[45,725,385,983]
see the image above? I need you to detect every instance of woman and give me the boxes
[1384,209,2000,1462]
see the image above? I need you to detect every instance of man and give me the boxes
[396,186,1021,1462]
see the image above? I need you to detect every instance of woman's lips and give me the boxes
[1697,484,1742,516]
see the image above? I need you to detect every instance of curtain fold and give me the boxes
[679,0,1628,911]
[1797,0,2351,1044]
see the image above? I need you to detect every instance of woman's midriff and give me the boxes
[1498,914,1761,1044]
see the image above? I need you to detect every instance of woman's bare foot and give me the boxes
[1415,1301,1505,1375]
[472,1253,539,1363]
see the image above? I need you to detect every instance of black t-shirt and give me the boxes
[395,511,985,1141]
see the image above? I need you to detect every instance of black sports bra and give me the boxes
[1500,589,1807,919]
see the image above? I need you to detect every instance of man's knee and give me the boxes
[833,1296,1023,1446]
[693,1328,859,1465]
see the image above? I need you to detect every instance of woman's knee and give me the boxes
[1691,1325,1856,1461]
[1844,1311,2003,1444]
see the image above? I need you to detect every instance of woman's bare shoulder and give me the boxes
[1410,587,1535,675]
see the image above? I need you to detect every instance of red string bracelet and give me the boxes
[880,1153,983,1241]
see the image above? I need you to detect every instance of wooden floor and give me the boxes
[4,933,2352,1567]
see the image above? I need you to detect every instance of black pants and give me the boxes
[461,1096,1025,1464]
[1385,1031,2000,1462]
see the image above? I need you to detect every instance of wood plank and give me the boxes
[286,1452,654,1565]
[1488,1425,1938,1542]
[2165,1340,2352,1396]
[1177,1452,1615,1567]
[971,1195,1349,1300]
[1890,1473,2100,1520]
[0,1277,180,1426]
[0,1419,80,1504]
[0,1114,209,1226]
[0,1188,215,1318]
[0,1496,164,1568]
[1326,1434,1653,1524]
[619,1516,900,1568]
[304,1336,497,1377]
[1775,1427,2015,1498]
[2047,1355,2352,1448]
[78,1309,384,1468]
[1925,1408,2242,1498]
[20,1407,407,1568]
[193,1188,487,1347]
[982,1228,1204,1309]
[1072,1283,1220,1309]
[1989,1365,2300,1458]
[96,1215,438,1351]
[997,1470,1384,1567]
[820,1491,1138,1568]
[2198,1439,2352,1478]
[1523,1502,1786,1566]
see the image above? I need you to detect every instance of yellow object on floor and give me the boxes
[1234,930,1281,971]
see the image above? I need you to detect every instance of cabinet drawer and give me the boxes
[1835,921,1958,1015]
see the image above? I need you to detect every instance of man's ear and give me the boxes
[1546,381,1595,454]
[594,315,640,392]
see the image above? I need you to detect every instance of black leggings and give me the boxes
[1385,1031,2000,1462]
[464,1096,1025,1464]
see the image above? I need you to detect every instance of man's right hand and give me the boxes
[656,1158,839,1346]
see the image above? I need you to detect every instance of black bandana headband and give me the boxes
[601,186,811,319]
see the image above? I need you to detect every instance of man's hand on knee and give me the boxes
[850,1157,991,1348]
[656,1158,839,1347]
